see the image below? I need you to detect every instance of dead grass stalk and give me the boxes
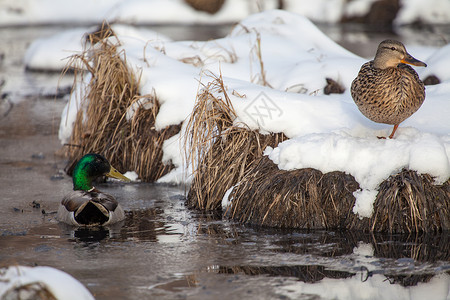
[185,73,287,210]
[63,22,180,181]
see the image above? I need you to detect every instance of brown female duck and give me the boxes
[351,40,427,139]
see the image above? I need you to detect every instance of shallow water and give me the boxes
[1,184,449,299]
[0,24,449,299]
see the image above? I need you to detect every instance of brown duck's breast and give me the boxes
[351,62,425,125]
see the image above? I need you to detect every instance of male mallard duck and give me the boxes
[351,40,427,139]
[57,153,130,226]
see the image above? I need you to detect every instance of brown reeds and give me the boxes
[62,23,180,181]
[225,156,449,232]
[185,73,287,210]
[226,156,361,229]
[226,158,449,232]
[370,170,450,233]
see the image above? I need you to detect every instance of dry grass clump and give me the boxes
[185,72,448,232]
[370,170,450,233]
[226,158,449,232]
[226,156,361,229]
[185,73,287,210]
[63,23,180,181]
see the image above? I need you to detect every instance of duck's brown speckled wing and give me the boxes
[61,191,119,212]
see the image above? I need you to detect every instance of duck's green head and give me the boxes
[72,153,130,191]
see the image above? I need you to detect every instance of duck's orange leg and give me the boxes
[377,124,399,139]
[388,124,399,139]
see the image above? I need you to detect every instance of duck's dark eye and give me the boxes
[391,47,396,51]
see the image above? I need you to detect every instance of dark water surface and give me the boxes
[0,24,449,299]
[1,183,449,299]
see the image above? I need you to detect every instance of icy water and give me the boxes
[0,24,449,299]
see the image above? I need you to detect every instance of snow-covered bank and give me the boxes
[2,0,450,26]
[24,24,172,71]
[26,10,450,218]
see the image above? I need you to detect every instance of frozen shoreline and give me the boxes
[23,10,450,218]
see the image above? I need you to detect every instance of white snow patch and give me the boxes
[0,265,94,300]
[2,0,450,26]
[124,171,139,182]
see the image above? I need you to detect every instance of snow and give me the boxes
[126,97,155,122]
[24,24,172,72]
[59,73,90,144]
[222,184,239,209]
[158,131,193,185]
[2,0,450,26]
[344,0,378,18]
[24,28,89,71]
[0,0,122,25]
[353,189,379,217]
[419,43,450,82]
[285,0,345,23]
[0,265,94,300]
[395,0,450,25]
[124,171,140,181]
[107,0,253,25]
[21,9,450,218]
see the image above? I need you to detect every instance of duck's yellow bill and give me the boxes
[107,166,131,182]
[401,54,427,67]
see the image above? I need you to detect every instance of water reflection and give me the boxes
[1,201,449,299]
[58,208,171,244]
[196,219,450,264]
[70,227,111,243]
[210,263,449,288]
[216,264,355,283]
[120,209,165,242]
[1,183,449,299]
[191,221,450,289]
[210,228,446,268]
[371,232,450,262]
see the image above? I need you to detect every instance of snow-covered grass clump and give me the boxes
[0,265,94,300]
[25,10,450,217]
